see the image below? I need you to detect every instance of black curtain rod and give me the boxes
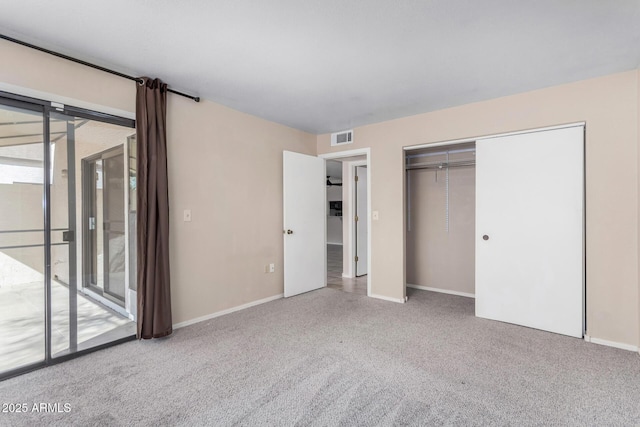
[1,34,200,102]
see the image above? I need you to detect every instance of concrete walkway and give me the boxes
[0,253,134,374]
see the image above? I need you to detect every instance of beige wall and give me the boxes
[0,184,44,276]
[0,41,135,115]
[167,96,315,322]
[0,39,316,325]
[318,70,640,348]
[406,166,475,295]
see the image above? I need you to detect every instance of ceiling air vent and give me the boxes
[331,129,353,146]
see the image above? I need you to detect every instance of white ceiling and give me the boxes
[1,1,639,134]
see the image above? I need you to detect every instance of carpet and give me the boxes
[1,287,639,426]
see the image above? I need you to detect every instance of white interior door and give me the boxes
[355,165,368,276]
[283,151,326,297]
[475,126,584,338]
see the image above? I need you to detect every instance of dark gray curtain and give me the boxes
[136,77,172,339]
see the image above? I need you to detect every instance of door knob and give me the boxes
[482,235,489,241]
[284,229,293,234]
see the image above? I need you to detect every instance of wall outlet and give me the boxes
[269,263,275,273]
[183,209,192,222]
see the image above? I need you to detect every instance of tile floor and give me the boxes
[326,244,367,295]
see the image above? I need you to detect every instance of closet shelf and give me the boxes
[405,160,475,171]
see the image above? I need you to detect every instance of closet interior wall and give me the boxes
[406,143,476,296]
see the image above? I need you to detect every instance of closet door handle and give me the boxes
[482,235,489,241]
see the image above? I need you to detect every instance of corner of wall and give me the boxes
[316,133,330,155]
[637,67,640,354]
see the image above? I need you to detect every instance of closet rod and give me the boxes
[406,160,476,171]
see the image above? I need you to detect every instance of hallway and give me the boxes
[326,244,367,295]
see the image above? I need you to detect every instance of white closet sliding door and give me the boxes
[475,126,584,338]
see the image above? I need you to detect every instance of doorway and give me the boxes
[405,142,476,298]
[282,148,372,299]
[324,156,368,295]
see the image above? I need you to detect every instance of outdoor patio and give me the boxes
[0,251,135,374]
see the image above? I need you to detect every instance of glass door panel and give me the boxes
[0,103,45,375]
[84,159,101,290]
[49,113,77,357]
[103,149,126,302]
[53,115,136,358]
[127,136,137,320]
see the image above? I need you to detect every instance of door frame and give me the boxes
[402,122,586,335]
[352,161,368,277]
[319,148,372,297]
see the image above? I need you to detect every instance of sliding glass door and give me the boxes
[0,92,137,379]
[83,146,127,305]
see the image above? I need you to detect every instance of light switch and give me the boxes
[372,211,379,221]
[183,209,192,222]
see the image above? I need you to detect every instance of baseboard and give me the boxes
[342,273,355,279]
[370,293,406,304]
[407,284,475,299]
[173,293,284,329]
[327,242,343,246]
[584,335,639,352]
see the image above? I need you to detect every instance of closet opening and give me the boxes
[404,124,585,338]
[405,142,476,299]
